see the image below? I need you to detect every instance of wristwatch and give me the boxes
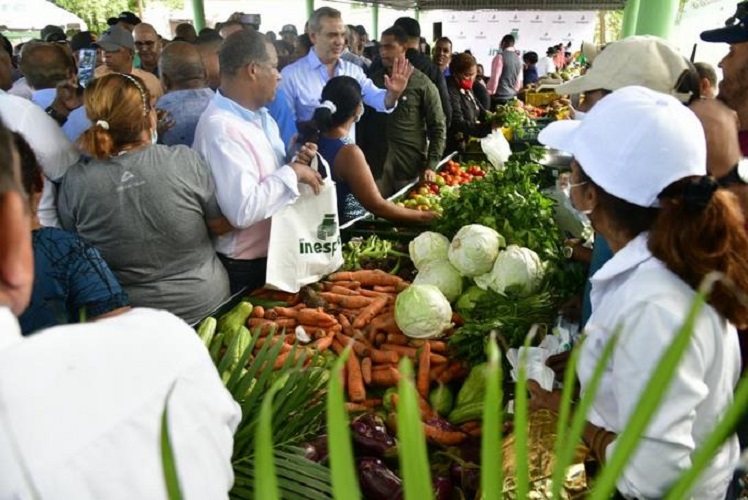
[717,158,748,187]
[45,105,68,126]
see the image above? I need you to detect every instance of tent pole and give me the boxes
[634,0,679,40]
[192,0,206,31]
[621,0,640,39]
[307,0,315,20]
[372,3,379,40]
[415,7,420,22]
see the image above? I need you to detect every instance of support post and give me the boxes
[634,0,680,40]
[372,3,379,40]
[191,0,206,32]
[621,0,640,39]
[306,0,315,21]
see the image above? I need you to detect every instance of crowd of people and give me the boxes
[2,1,748,497]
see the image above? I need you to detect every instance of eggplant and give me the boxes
[301,434,329,463]
[358,457,403,500]
[351,413,397,458]
[432,475,454,500]
[450,461,480,496]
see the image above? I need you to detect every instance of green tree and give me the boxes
[52,0,185,35]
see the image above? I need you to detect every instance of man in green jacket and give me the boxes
[358,25,446,197]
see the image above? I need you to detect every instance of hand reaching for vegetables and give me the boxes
[527,379,562,413]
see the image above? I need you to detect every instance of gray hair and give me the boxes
[219,29,269,76]
[308,7,341,34]
[159,41,205,85]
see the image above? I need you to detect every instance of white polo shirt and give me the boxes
[0,307,241,500]
[580,233,740,499]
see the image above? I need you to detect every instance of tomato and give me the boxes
[429,184,439,194]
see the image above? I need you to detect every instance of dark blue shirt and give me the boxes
[317,135,366,224]
[524,66,539,86]
[19,228,130,335]
[156,88,214,147]
[267,86,298,152]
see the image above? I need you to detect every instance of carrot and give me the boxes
[324,280,360,289]
[423,423,467,446]
[428,340,448,353]
[329,285,360,296]
[373,285,397,293]
[381,344,418,358]
[284,334,297,344]
[297,308,337,327]
[430,353,448,365]
[272,349,302,370]
[370,366,400,387]
[272,306,299,318]
[251,306,265,318]
[436,362,469,384]
[274,318,297,329]
[372,363,398,372]
[319,293,372,309]
[370,349,400,364]
[361,357,372,385]
[359,289,396,305]
[263,309,278,320]
[248,318,276,327]
[338,314,353,334]
[314,334,334,352]
[335,333,371,358]
[384,333,409,345]
[461,421,482,437]
[328,270,402,287]
[346,352,366,402]
[417,343,431,399]
[352,297,389,329]
[345,403,371,412]
[371,314,400,335]
[331,339,345,356]
[395,281,410,293]
[429,363,449,381]
[360,398,382,407]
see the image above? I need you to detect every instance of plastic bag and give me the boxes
[480,130,512,169]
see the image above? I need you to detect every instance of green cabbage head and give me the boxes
[447,224,505,277]
[474,245,544,296]
[409,231,450,270]
[395,284,453,339]
[413,260,464,303]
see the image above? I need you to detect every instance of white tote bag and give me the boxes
[265,155,344,292]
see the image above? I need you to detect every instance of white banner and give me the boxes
[431,10,597,75]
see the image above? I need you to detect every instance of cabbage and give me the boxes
[413,260,464,303]
[474,245,544,296]
[409,231,450,270]
[447,224,505,277]
[395,284,453,339]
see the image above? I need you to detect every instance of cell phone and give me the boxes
[77,48,97,88]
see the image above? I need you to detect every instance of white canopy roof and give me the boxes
[0,0,87,31]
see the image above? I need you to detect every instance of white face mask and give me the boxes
[570,106,586,121]
[354,105,364,123]
[151,129,158,145]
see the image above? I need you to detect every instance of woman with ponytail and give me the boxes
[58,73,230,324]
[529,86,747,499]
[298,75,435,225]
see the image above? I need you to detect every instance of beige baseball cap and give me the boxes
[557,35,693,103]
[539,86,706,208]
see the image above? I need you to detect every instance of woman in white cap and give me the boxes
[530,85,748,499]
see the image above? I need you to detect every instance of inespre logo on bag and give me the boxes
[299,214,341,255]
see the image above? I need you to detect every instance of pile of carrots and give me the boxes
[247,269,469,406]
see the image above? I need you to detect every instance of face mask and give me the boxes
[570,106,586,121]
[354,106,364,123]
[151,129,158,145]
[457,78,474,91]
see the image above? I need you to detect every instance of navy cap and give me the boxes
[701,1,748,43]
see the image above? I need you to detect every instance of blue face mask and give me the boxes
[571,106,586,121]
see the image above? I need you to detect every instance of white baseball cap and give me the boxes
[556,35,693,103]
[538,86,706,208]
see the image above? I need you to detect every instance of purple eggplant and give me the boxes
[301,434,329,463]
[432,475,454,500]
[351,413,397,458]
[358,457,403,500]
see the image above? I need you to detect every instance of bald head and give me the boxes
[133,23,161,72]
[20,43,75,89]
[159,41,206,92]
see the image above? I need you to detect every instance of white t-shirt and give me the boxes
[0,91,79,227]
[536,56,557,78]
[580,233,740,499]
[0,307,241,500]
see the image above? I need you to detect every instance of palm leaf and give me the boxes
[397,357,433,500]
[160,383,183,500]
[480,333,503,500]
[513,326,537,498]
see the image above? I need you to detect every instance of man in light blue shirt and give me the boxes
[21,43,91,142]
[279,6,412,141]
[156,41,213,147]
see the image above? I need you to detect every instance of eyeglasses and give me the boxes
[568,180,588,189]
